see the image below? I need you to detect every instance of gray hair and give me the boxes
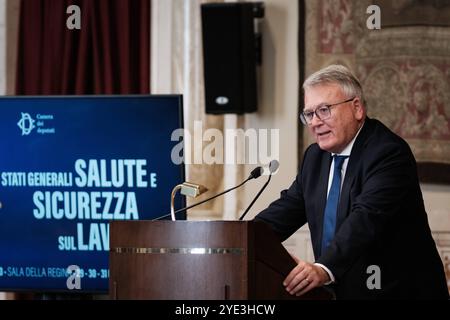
[303,65,365,105]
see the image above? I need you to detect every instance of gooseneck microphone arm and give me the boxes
[239,160,279,221]
[173,178,249,215]
[238,174,271,221]
[153,166,263,221]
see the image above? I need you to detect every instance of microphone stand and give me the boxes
[238,173,272,220]
[153,176,253,221]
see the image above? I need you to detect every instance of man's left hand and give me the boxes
[283,258,330,296]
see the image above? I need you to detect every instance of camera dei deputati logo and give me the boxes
[17,112,56,136]
[17,112,36,136]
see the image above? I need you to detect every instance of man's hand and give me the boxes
[283,257,330,296]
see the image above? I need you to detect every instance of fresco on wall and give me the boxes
[302,0,450,183]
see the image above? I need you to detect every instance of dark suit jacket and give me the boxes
[255,118,448,299]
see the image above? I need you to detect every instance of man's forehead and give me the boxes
[304,84,344,107]
[304,83,343,96]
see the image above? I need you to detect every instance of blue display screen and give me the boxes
[0,95,185,292]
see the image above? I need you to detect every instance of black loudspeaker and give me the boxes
[201,2,264,114]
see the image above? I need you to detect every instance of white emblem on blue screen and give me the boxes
[17,112,36,135]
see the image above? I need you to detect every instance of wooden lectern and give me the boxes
[109,220,333,300]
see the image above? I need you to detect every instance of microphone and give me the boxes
[152,166,264,220]
[238,160,279,221]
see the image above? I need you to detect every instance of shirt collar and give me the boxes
[332,121,365,157]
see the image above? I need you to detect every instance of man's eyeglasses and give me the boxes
[300,97,355,125]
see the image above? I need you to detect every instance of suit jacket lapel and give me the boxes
[336,118,374,231]
[315,152,332,257]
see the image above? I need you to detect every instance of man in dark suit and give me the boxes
[254,65,448,299]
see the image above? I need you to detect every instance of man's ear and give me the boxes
[353,97,365,120]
